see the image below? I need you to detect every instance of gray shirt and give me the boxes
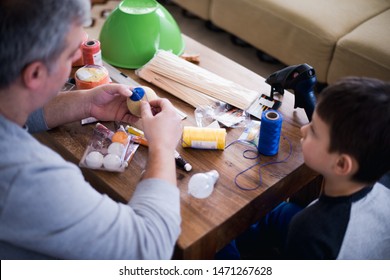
[286,182,390,259]
[0,110,181,259]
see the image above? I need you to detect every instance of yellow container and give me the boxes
[182,126,226,150]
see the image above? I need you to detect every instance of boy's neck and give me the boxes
[323,177,367,197]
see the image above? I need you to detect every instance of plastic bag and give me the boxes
[79,123,139,172]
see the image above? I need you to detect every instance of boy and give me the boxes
[286,76,390,259]
[221,77,390,259]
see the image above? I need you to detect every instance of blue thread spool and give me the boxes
[258,110,283,156]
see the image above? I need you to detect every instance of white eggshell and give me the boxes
[103,154,122,170]
[85,151,104,168]
[107,142,125,157]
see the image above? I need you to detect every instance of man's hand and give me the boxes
[140,98,182,152]
[87,83,139,124]
[140,98,182,185]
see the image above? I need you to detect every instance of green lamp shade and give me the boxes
[99,0,185,69]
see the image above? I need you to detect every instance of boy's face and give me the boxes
[300,111,338,177]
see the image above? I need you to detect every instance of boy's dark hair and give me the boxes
[316,77,390,184]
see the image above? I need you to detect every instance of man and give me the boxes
[0,0,182,259]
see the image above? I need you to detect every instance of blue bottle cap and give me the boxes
[129,87,145,101]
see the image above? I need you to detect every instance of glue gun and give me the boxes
[265,63,317,121]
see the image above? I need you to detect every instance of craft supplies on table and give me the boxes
[125,125,192,172]
[188,170,219,199]
[75,64,110,90]
[102,61,187,120]
[182,126,226,150]
[257,110,283,156]
[126,86,158,117]
[136,50,260,111]
[82,39,103,66]
[79,123,139,172]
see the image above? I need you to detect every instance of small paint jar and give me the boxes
[75,64,110,90]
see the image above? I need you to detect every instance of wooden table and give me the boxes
[35,35,319,259]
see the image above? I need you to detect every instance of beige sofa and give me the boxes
[171,0,390,84]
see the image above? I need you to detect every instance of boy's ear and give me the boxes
[21,61,47,90]
[334,154,357,177]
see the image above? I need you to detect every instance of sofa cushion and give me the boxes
[327,9,390,84]
[210,0,390,83]
[172,0,211,20]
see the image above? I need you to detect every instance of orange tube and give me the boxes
[133,136,149,147]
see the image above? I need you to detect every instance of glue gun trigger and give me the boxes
[270,86,284,100]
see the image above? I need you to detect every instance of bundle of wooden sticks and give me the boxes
[136,50,260,110]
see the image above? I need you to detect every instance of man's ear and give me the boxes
[22,61,47,90]
[334,154,357,177]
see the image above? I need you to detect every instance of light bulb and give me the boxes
[188,170,219,199]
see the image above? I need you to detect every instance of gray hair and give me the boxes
[0,0,91,89]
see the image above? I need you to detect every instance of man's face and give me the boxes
[300,111,337,177]
[45,23,84,97]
